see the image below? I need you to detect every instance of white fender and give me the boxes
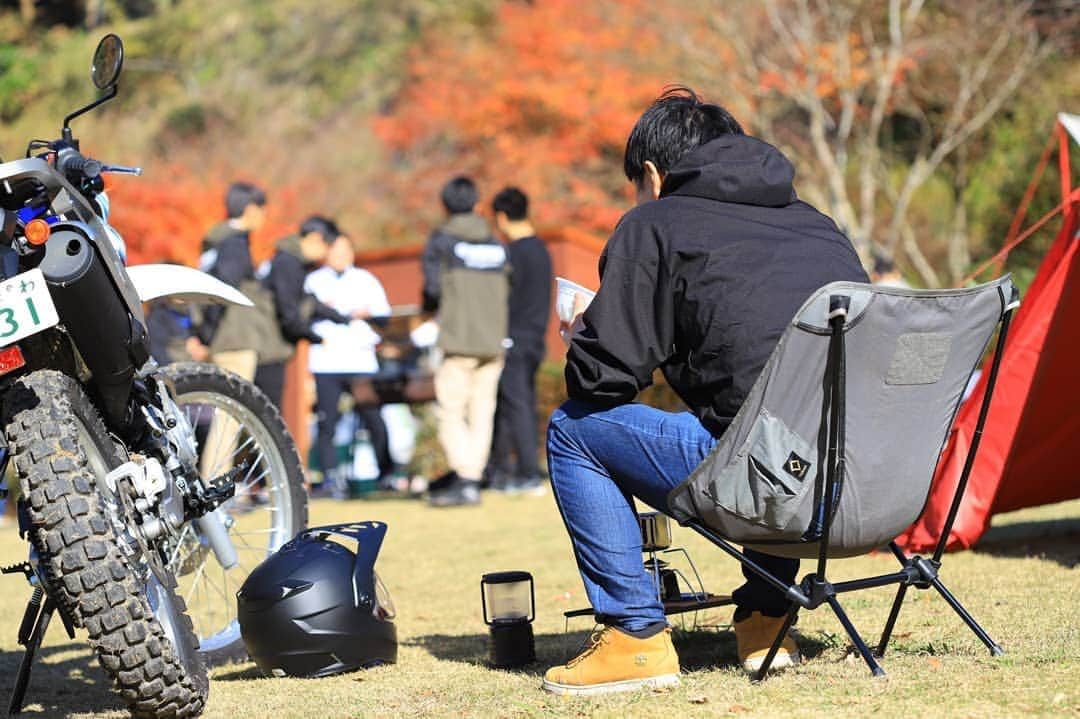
[126,264,254,307]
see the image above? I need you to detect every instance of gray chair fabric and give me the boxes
[667,276,1014,559]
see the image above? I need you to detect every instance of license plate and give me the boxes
[0,269,59,346]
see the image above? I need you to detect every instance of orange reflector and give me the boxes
[0,345,25,375]
[24,218,51,246]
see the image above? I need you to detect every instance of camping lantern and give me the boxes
[639,512,673,552]
[481,571,536,668]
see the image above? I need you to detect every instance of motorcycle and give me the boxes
[0,34,307,717]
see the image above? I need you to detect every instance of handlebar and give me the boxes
[57,151,101,178]
[55,147,142,180]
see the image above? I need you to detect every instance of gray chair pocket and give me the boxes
[703,409,817,537]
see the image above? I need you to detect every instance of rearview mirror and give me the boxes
[91,34,123,90]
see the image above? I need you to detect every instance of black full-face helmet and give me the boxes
[237,522,397,677]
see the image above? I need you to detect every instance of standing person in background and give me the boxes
[189,181,267,381]
[485,187,552,495]
[306,233,394,496]
[422,176,511,507]
[255,216,353,409]
[190,182,268,482]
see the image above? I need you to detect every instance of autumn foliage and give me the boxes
[372,0,676,239]
[104,169,223,266]
[103,0,705,258]
[85,0,1068,286]
[106,166,304,267]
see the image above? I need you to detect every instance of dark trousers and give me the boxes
[254,361,286,410]
[314,373,393,478]
[488,346,543,479]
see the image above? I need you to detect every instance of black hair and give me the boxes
[225,181,267,219]
[492,186,528,221]
[299,215,340,244]
[441,175,478,214]
[623,86,744,185]
[873,255,896,275]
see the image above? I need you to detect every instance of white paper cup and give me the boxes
[555,277,596,323]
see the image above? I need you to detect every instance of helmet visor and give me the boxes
[373,571,396,620]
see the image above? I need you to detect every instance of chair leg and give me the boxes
[753,603,800,683]
[826,596,886,677]
[876,583,909,657]
[930,578,1004,656]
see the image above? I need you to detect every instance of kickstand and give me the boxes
[4,562,61,716]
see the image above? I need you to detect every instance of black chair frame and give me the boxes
[684,287,1019,681]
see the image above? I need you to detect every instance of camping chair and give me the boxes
[667,276,1019,680]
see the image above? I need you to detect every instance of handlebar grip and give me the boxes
[56,149,102,179]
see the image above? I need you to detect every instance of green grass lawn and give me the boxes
[1,493,1078,718]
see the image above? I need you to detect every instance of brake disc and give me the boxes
[115,478,171,587]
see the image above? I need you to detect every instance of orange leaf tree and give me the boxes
[106,166,303,267]
[372,0,678,239]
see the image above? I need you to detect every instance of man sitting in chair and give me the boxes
[543,87,868,695]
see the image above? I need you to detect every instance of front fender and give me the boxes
[127,264,253,307]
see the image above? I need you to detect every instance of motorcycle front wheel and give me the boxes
[160,362,308,666]
[4,369,208,718]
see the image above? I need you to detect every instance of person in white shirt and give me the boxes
[305,234,393,494]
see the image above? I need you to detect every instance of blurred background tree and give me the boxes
[372,0,669,237]
[670,0,1074,286]
[0,0,1075,287]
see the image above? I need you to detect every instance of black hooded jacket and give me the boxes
[264,235,350,345]
[565,135,868,437]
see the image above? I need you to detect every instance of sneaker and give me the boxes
[508,476,546,496]
[426,470,458,494]
[542,626,680,696]
[734,611,802,674]
[428,478,481,507]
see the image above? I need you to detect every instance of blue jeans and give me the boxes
[547,399,799,631]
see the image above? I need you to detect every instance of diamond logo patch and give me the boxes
[784,452,811,481]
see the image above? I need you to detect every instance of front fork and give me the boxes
[195,509,239,570]
[186,460,248,572]
[139,377,241,571]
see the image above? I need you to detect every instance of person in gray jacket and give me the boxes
[422,176,510,506]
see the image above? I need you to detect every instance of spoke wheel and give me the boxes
[161,363,308,665]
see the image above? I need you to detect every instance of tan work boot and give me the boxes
[734,611,802,674]
[542,625,680,695]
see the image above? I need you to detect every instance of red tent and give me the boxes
[900,113,1080,552]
